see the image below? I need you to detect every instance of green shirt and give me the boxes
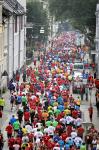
[45,120,52,127]
[35,69,38,76]
[54,109,61,116]
[52,121,58,127]
[0,98,5,106]
[80,145,86,150]
[48,110,54,115]
[13,121,20,130]
[22,96,27,104]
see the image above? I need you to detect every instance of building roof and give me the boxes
[3,0,25,15]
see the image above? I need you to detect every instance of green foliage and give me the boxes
[27,0,49,42]
[49,0,98,42]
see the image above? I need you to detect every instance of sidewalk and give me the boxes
[73,52,99,129]
[1,51,40,127]
[1,51,40,149]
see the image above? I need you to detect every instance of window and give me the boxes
[15,16,17,32]
[2,64,3,72]
[96,41,98,51]
[0,32,3,59]
[20,16,23,30]
[98,15,99,25]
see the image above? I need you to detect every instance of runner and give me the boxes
[0,32,98,150]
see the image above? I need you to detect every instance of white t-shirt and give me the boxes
[71,131,77,139]
[60,118,66,124]
[32,127,38,133]
[66,137,73,143]
[34,131,43,139]
[74,137,83,146]
[12,82,16,88]
[75,118,82,126]
[92,139,97,145]
[25,125,33,133]
[44,127,55,136]
[97,144,99,149]
[53,147,64,150]
[53,146,60,150]
[65,116,73,124]
[48,126,55,131]
[22,136,29,143]
[36,138,40,144]
[13,144,20,150]
[44,128,49,134]
[53,106,57,111]
[47,126,55,136]
[36,123,42,129]
[48,128,54,136]
[31,95,36,100]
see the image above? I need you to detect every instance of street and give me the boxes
[0,51,99,149]
[0,0,99,150]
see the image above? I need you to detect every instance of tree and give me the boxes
[27,0,49,50]
[48,0,98,43]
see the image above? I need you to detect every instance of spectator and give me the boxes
[88,103,93,122]
[0,97,5,111]
[96,98,99,117]
[0,130,4,150]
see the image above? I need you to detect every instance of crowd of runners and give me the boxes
[0,32,99,150]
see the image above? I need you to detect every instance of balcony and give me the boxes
[2,0,25,15]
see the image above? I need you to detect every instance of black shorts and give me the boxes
[14,129,19,132]
[10,100,14,104]
[90,114,92,118]
[7,133,12,138]
[16,101,21,105]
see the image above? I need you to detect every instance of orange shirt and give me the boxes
[42,112,49,120]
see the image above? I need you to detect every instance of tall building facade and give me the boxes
[0,1,8,88]
[2,0,26,79]
[96,4,99,78]
[0,0,26,90]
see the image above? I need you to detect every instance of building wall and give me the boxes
[20,28,25,68]
[0,5,3,79]
[14,32,19,71]
[0,27,4,75]
[14,15,25,70]
[6,0,26,79]
[17,0,26,10]
[17,0,26,69]
[0,25,7,87]
[0,4,8,88]
[0,0,27,81]
[8,16,14,79]
[96,4,99,78]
